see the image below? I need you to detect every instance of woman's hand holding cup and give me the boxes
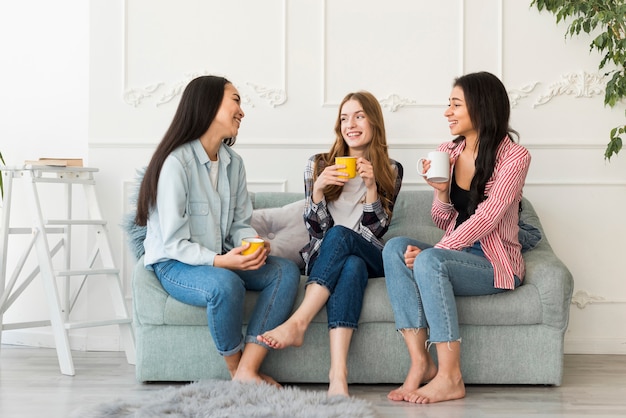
[417,151,451,183]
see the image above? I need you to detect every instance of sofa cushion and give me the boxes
[134,256,542,328]
[251,199,308,268]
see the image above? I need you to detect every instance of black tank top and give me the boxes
[450,170,472,229]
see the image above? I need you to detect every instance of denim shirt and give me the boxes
[143,139,257,268]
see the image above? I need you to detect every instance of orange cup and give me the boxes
[335,156,357,179]
[241,237,264,255]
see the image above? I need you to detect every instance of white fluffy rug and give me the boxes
[70,380,379,418]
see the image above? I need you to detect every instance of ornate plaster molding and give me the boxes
[123,72,285,108]
[379,94,418,112]
[321,0,467,108]
[533,71,605,108]
[123,83,164,107]
[571,289,605,309]
[122,0,288,108]
[246,83,287,107]
[508,82,540,108]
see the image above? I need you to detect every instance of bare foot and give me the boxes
[232,369,264,384]
[233,369,282,388]
[257,320,306,349]
[387,359,438,401]
[328,370,349,397]
[224,352,242,379]
[260,373,282,388]
[403,373,465,404]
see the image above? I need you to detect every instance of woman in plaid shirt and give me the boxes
[383,71,531,404]
[258,91,403,396]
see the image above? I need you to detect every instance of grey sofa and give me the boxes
[131,190,574,385]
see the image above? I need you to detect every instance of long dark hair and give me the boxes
[452,72,519,213]
[314,91,397,218]
[135,75,231,226]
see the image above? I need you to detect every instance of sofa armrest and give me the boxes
[522,243,574,331]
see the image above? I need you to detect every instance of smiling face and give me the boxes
[212,83,245,140]
[444,85,477,141]
[340,99,373,155]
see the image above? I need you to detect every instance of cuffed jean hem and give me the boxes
[329,321,358,330]
[305,277,331,291]
[427,337,463,345]
[245,335,269,349]
[219,340,245,357]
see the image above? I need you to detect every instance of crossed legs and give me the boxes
[257,283,355,395]
[389,330,464,404]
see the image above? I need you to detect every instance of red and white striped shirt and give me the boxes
[432,137,531,290]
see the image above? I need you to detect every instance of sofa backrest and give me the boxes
[250,190,546,249]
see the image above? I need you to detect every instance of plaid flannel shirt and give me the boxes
[300,155,403,274]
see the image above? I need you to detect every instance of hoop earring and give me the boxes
[222,137,236,147]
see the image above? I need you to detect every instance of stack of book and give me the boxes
[24,158,84,167]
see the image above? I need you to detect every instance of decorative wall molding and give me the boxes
[571,289,626,309]
[123,71,207,107]
[121,179,137,300]
[508,82,540,107]
[571,290,606,309]
[89,140,620,152]
[508,70,612,109]
[321,0,467,108]
[246,82,287,107]
[533,71,605,108]
[564,337,626,355]
[247,180,287,193]
[379,94,418,112]
[121,0,288,108]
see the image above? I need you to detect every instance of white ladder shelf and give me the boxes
[0,165,135,375]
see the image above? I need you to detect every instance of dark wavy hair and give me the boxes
[314,91,397,218]
[451,72,519,213]
[135,75,231,226]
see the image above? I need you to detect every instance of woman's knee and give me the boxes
[211,274,245,301]
[383,236,412,259]
[267,256,300,277]
[324,225,353,243]
[413,248,447,277]
[341,256,368,285]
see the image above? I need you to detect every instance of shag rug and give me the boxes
[70,379,379,418]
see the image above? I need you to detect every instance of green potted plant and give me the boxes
[531,0,626,160]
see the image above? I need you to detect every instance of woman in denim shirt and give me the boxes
[135,76,300,386]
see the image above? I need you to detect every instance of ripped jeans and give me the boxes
[382,237,520,343]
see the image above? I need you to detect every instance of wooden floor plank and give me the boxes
[1,345,625,417]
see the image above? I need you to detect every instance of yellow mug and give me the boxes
[241,237,264,255]
[335,156,357,179]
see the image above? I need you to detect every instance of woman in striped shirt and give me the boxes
[383,71,531,404]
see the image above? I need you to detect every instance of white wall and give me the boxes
[1,0,625,355]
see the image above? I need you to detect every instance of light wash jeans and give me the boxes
[307,225,385,329]
[152,256,300,356]
[382,237,520,342]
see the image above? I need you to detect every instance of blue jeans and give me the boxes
[382,237,521,342]
[307,226,385,329]
[152,256,300,356]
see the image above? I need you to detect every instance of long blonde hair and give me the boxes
[314,91,397,218]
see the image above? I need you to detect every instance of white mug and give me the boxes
[417,151,450,183]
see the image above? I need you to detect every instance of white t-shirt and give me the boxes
[208,158,219,190]
[327,177,367,231]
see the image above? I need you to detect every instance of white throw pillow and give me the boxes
[251,199,308,268]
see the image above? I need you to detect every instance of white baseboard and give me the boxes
[565,337,626,355]
[1,329,122,352]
